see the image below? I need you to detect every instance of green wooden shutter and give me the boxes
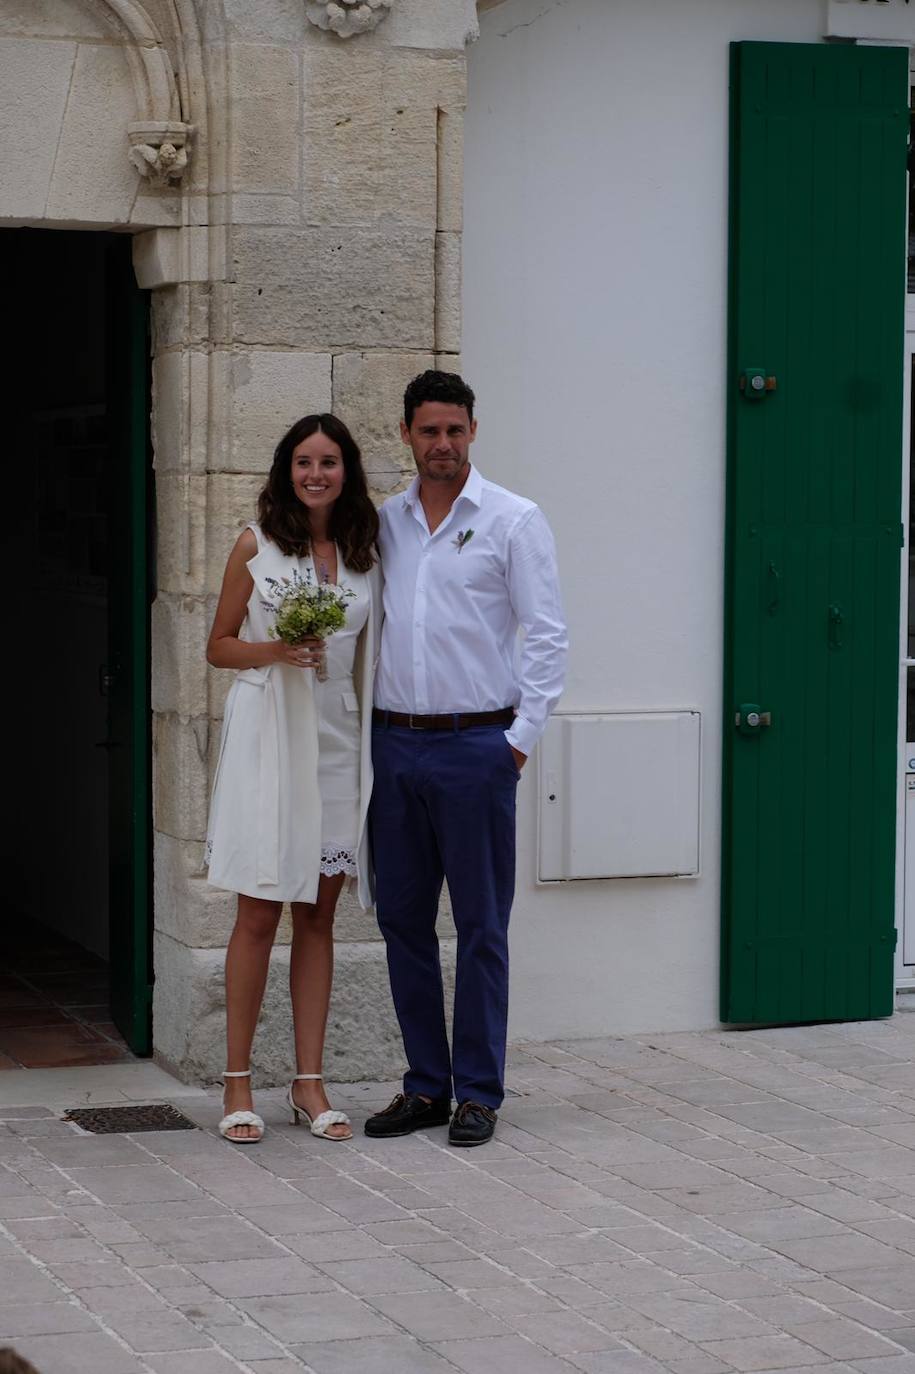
[722,42,908,1024]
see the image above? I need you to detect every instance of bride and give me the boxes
[205,413,379,1143]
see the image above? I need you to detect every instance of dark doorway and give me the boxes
[0,229,153,1066]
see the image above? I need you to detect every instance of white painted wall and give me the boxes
[463,0,825,1038]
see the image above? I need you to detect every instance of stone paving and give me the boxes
[3,1021,915,1373]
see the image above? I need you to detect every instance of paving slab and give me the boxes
[8,1329,147,1373]
[1,1024,915,1367]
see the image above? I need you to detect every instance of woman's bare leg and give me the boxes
[223,895,282,1140]
[289,873,349,1137]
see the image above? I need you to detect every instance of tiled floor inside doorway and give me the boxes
[0,919,133,1069]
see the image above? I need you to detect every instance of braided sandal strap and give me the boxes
[219,1110,264,1138]
[308,1109,351,1138]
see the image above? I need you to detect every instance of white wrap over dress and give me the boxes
[206,523,378,909]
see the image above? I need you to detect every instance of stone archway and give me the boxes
[106,0,190,185]
[0,0,208,223]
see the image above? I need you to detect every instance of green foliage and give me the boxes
[263,571,353,645]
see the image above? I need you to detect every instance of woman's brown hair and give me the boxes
[257,414,379,573]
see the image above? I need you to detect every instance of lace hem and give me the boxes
[321,846,357,877]
[205,837,356,878]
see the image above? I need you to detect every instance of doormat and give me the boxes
[63,1104,198,1134]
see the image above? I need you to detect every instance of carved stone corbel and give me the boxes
[128,121,191,187]
[305,0,393,38]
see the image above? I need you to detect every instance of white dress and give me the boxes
[205,523,377,908]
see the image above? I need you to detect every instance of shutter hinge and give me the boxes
[901,523,906,549]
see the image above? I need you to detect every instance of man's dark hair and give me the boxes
[403,370,475,428]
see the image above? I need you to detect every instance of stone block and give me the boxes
[156,473,207,594]
[45,42,143,225]
[152,286,189,353]
[212,350,333,473]
[154,831,236,951]
[232,227,434,351]
[435,231,462,354]
[135,229,181,290]
[223,0,307,43]
[134,227,221,290]
[232,194,302,225]
[207,662,233,722]
[151,594,208,719]
[152,934,455,1084]
[151,285,212,352]
[153,712,211,842]
[129,189,182,230]
[205,591,232,720]
[302,48,463,230]
[152,351,209,474]
[185,192,214,227]
[0,1,110,38]
[205,474,264,592]
[437,106,463,233]
[207,281,234,346]
[333,887,385,943]
[0,38,74,220]
[151,931,202,1075]
[332,351,431,492]
[229,44,300,194]
[386,0,479,49]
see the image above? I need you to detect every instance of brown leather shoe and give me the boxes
[364,1092,452,1138]
[448,1100,497,1147]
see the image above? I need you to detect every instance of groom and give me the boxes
[366,370,567,1146]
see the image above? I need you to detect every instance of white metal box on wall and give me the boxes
[538,712,702,882]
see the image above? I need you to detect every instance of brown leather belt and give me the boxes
[372,707,515,731]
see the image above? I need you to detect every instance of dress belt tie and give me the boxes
[256,673,280,885]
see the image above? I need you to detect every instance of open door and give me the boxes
[722,42,908,1024]
[106,238,153,1053]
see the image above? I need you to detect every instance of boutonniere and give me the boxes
[454,528,474,554]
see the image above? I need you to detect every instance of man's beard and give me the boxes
[421,455,464,481]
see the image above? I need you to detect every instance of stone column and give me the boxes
[149,0,477,1085]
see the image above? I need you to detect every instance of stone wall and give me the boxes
[0,0,476,1084]
[146,0,475,1083]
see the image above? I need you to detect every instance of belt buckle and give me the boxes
[408,714,423,730]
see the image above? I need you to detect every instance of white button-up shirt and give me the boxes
[375,465,567,757]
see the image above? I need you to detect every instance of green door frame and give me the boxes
[107,237,153,1054]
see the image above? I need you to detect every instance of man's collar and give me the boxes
[401,464,483,511]
[401,474,421,509]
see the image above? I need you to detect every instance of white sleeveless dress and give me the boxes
[205,523,378,909]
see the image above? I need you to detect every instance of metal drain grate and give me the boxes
[63,1104,198,1134]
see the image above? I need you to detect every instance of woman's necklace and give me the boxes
[312,538,334,584]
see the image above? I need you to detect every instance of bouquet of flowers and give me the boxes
[263,570,353,681]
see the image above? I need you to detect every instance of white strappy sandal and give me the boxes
[286,1073,352,1141]
[219,1070,265,1144]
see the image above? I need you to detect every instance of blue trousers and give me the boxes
[370,723,520,1110]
